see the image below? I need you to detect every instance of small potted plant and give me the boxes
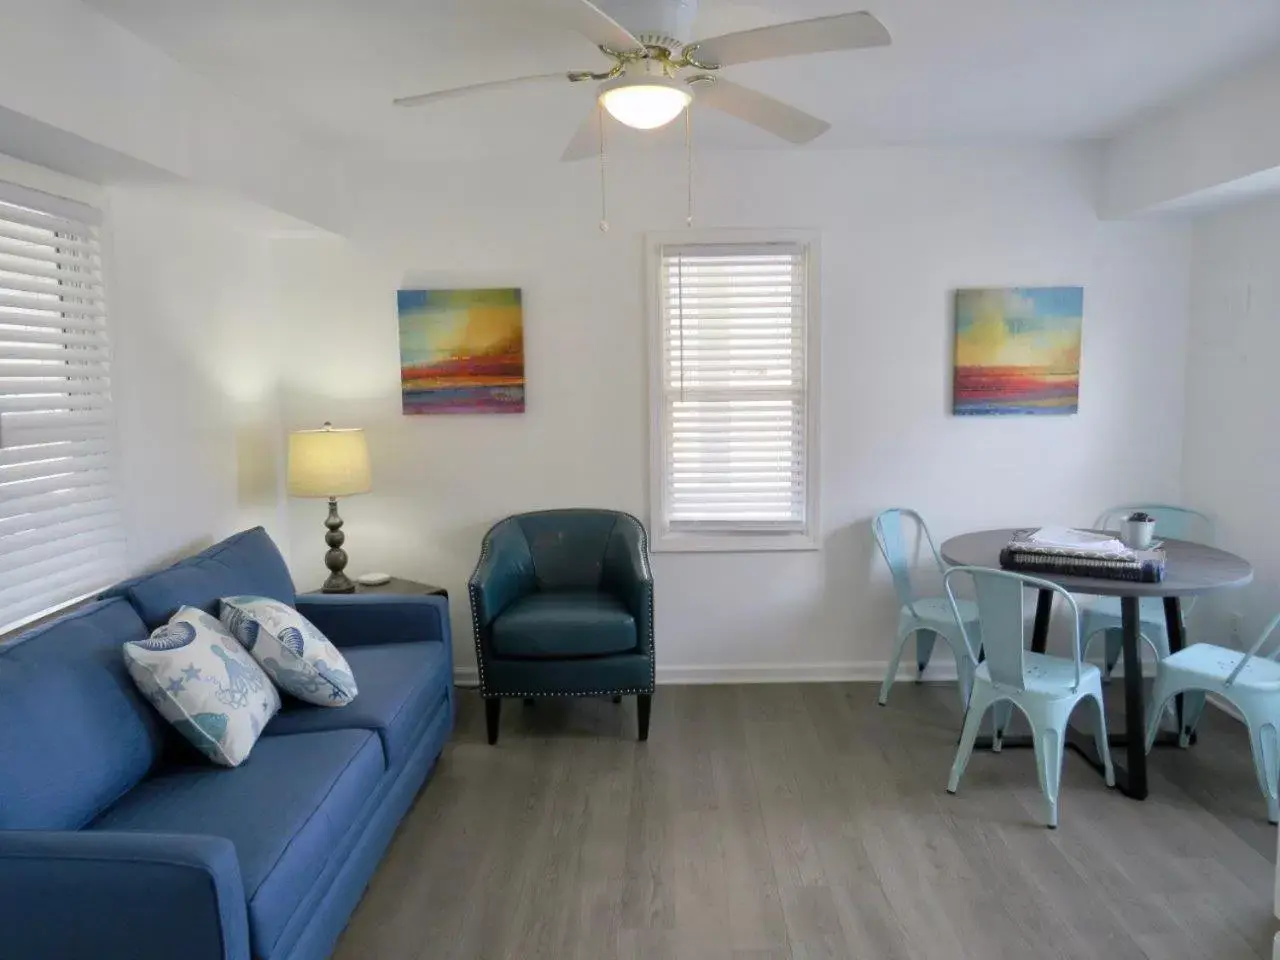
[1123,511,1156,550]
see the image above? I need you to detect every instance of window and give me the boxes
[0,181,123,630]
[649,234,819,552]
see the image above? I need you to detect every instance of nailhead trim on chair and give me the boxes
[467,510,656,699]
[467,530,492,696]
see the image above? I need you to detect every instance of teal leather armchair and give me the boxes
[468,510,654,743]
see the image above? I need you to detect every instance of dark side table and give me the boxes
[307,577,448,598]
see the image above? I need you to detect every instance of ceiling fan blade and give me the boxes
[531,0,646,53]
[695,79,830,144]
[561,106,601,162]
[693,12,890,68]
[394,72,568,108]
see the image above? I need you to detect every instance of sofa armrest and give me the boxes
[296,594,451,649]
[0,830,249,960]
[602,514,654,657]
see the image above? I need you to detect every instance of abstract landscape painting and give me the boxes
[953,286,1083,416]
[398,288,525,414]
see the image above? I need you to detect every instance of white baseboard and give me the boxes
[453,661,960,688]
[453,658,1163,687]
[657,661,964,684]
[453,665,1241,726]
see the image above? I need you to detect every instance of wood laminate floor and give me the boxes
[333,682,1278,960]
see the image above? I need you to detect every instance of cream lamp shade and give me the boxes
[287,424,372,499]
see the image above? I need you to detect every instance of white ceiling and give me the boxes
[81,0,1280,162]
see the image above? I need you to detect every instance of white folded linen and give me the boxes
[1026,526,1129,555]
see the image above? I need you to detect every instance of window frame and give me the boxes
[646,229,821,554]
[0,177,124,634]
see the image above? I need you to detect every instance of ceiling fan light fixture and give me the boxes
[598,74,691,131]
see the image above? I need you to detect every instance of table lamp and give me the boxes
[287,422,372,593]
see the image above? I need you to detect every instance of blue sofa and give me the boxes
[0,527,454,960]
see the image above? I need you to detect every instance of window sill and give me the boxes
[652,530,820,554]
[0,588,102,643]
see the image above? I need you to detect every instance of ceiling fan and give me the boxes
[393,0,891,161]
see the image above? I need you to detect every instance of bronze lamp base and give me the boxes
[321,496,356,593]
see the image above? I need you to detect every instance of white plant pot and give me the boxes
[1122,518,1156,550]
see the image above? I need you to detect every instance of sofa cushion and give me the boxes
[0,598,164,830]
[220,596,357,706]
[123,607,281,767]
[104,527,296,630]
[490,591,637,659]
[264,641,448,769]
[91,729,383,958]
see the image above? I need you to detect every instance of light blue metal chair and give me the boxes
[1145,612,1280,823]
[1080,504,1214,677]
[873,508,981,709]
[945,566,1115,828]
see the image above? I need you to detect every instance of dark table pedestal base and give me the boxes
[972,727,1193,798]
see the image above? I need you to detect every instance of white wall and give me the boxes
[0,0,349,233]
[106,185,289,573]
[0,154,290,597]
[0,151,102,208]
[1103,51,1280,218]
[1183,195,1280,639]
[269,144,1192,678]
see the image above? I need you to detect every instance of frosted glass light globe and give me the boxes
[599,78,692,130]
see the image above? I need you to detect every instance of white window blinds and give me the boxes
[656,241,813,539]
[0,181,123,630]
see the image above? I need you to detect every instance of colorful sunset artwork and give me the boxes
[953,287,1083,416]
[398,288,525,415]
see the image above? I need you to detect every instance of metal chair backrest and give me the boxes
[1096,504,1214,544]
[873,508,944,616]
[944,566,1084,693]
[1225,611,1280,687]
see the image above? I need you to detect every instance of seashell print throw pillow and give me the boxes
[219,596,358,707]
[123,606,280,767]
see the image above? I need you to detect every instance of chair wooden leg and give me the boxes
[485,697,501,745]
[637,694,652,741]
[611,695,622,704]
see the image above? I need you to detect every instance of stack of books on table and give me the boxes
[998,526,1166,583]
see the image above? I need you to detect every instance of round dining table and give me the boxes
[940,528,1253,800]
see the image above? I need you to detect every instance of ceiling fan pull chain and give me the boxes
[598,103,609,233]
[685,103,694,227]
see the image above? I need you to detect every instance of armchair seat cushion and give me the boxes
[90,729,383,958]
[491,592,637,659]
